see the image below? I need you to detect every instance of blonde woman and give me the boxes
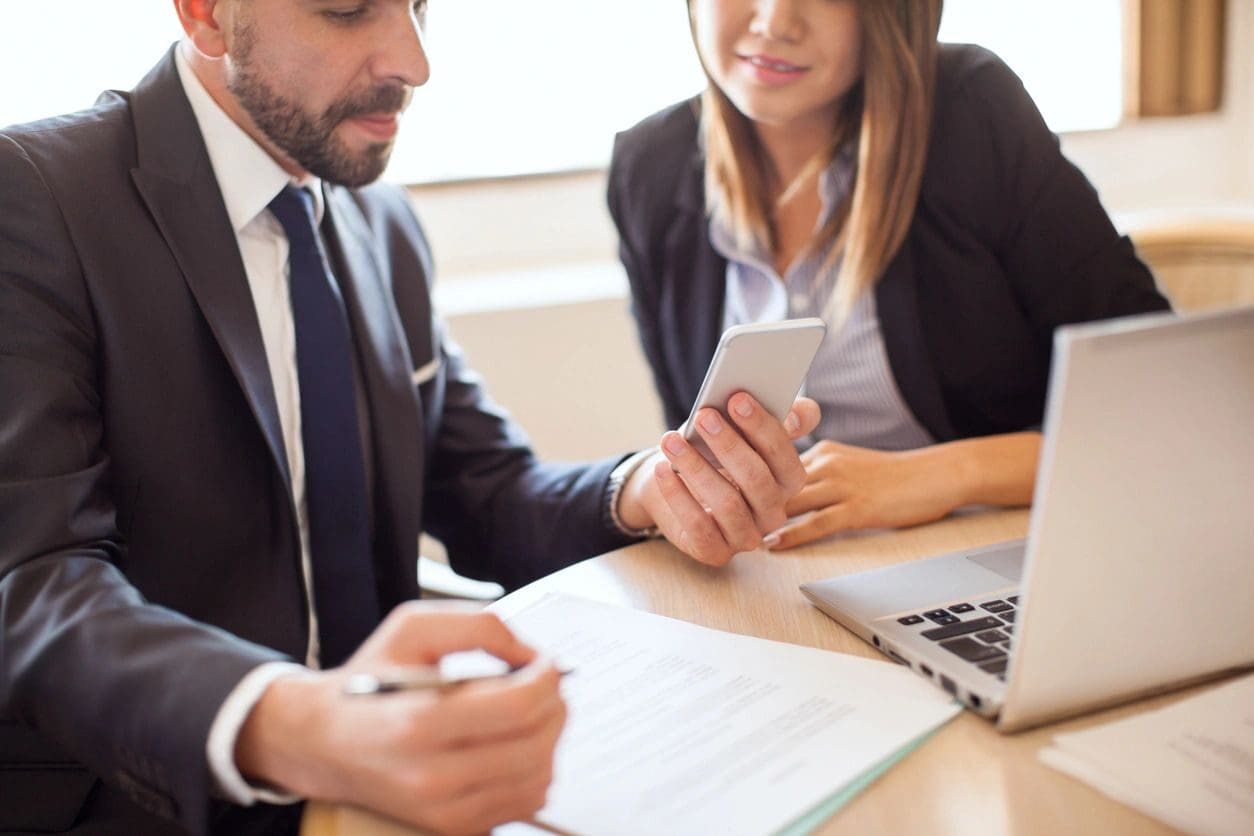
[609,0,1169,549]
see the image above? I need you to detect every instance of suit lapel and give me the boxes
[665,148,726,417]
[128,47,291,489]
[321,188,422,415]
[321,187,425,607]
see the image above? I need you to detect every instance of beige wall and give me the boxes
[443,296,663,461]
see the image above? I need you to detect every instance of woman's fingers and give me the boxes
[767,504,857,550]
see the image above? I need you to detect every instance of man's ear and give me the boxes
[172,0,230,59]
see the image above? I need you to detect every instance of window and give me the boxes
[937,0,1124,133]
[1,1,1123,185]
[399,0,705,183]
[0,10,183,128]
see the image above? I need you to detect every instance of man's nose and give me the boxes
[374,11,431,89]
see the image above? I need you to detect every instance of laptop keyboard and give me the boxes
[895,596,1020,681]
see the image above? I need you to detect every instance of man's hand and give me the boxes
[617,394,820,566]
[235,605,565,834]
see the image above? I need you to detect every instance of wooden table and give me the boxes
[304,508,1191,835]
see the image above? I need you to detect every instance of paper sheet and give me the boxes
[1040,672,1254,836]
[503,594,960,836]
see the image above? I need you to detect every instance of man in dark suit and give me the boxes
[0,1,818,833]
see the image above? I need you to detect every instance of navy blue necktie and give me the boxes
[269,185,379,668]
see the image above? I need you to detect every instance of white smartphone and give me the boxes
[680,318,827,465]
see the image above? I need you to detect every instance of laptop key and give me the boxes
[980,657,1009,675]
[980,600,1013,613]
[975,630,1009,644]
[1007,595,1020,605]
[939,637,1006,663]
[923,609,950,621]
[1000,610,1017,624]
[1003,624,1014,635]
[948,603,975,613]
[897,615,925,626]
[920,616,1004,641]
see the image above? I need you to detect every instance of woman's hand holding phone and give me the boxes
[615,392,820,566]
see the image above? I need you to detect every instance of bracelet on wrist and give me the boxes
[606,447,661,539]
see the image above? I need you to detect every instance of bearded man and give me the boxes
[0,1,820,833]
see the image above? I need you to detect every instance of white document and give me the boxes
[1040,672,1254,836]
[503,594,960,836]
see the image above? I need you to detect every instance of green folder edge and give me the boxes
[776,713,958,836]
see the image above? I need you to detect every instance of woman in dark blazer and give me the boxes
[608,0,1169,549]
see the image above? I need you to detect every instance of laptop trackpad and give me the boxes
[968,549,1025,583]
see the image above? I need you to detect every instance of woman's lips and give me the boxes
[739,54,808,85]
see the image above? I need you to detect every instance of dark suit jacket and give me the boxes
[608,44,1170,438]
[0,48,629,835]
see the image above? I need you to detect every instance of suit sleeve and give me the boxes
[607,131,690,430]
[420,328,633,590]
[0,134,288,834]
[947,57,1169,333]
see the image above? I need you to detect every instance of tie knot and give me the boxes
[268,184,318,244]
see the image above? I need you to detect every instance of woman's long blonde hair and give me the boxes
[695,0,943,324]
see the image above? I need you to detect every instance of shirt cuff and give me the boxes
[207,661,310,806]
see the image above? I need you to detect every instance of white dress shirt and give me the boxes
[174,46,328,806]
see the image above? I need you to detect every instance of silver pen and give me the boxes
[343,666,572,696]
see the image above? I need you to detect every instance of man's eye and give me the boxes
[324,6,367,24]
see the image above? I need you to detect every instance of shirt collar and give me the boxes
[709,144,857,269]
[174,44,325,233]
[817,142,857,219]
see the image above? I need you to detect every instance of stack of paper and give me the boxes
[501,594,961,836]
[1040,673,1254,836]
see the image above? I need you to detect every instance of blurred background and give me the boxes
[3,0,1249,462]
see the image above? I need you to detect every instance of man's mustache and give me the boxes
[325,84,412,124]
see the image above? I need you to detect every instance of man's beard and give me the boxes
[227,24,409,187]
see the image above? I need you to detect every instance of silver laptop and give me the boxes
[802,306,1254,732]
